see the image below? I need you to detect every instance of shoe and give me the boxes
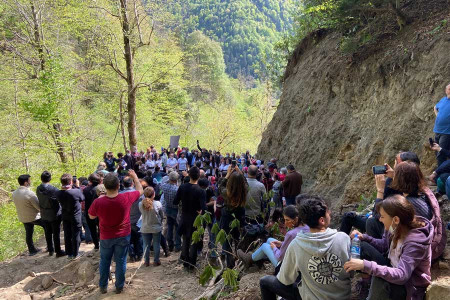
[29,248,41,256]
[73,251,85,260]
[237,249,253,269]
[99,287,107,294]
[164,251,170,258]
[48,251,54,257]
[94,246,99,251]
[169,246,174,252]
[136,256,142,262]
[115,287,123,294]
[67,255,74,260]
[56,251,66,258]
[174,248,181,253]
[144,262,150,267]
[153,261,161,267]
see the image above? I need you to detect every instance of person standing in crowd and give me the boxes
[12,174,44,256]
[139,186,164,267]
[83,173,101,250]
[88,171,143,294]
[121,176,144,262]
[104,151,118,172]
[161,171,181,252]
[260,196,351,300]
[36,171,65,257]
[173,167,206,270]
[433,83,450,166]
[246,165,266,224]
[178,152,189,173]
[167,153,178,170]
[56,174,85,260]
[282,164,303,206]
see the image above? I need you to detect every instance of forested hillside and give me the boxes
[168,0,293,78]
[0,0,276,192]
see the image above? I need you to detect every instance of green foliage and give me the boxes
[223,268,239,291]
[211,223,220,235]
[215,229,227,246]
[357,191,377,212]
[0,202,43,261]
[199,265,217,286]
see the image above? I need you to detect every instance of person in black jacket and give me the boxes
[83,173,101,250]
[56,173,85,259]
[36,171,66,257]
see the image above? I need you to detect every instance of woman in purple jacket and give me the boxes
[344,195,432,300]
[236,205,309,268]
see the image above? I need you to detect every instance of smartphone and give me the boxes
[231,160,237,167]
[372,165,387,175]
[429,138,434,147]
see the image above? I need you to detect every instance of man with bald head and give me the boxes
[433,83,450,166]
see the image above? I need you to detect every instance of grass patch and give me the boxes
[0,201,44,261]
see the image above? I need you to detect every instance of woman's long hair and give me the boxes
[226,172,247,208]
[391,161,427,195]
[143,186,155,211]
[376,194,424,248]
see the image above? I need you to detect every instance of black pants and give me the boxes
[85,213,99,248]
[42,217,62,253]
[435,133,450,166]
[62,218,81,257]
[340,212,367,234]
[23,219,45,253]
[260,275,301,300]
[180,225,198,268]
[129,224,143,259]
[365,217,385,239]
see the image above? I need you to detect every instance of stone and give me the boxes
[41,275,53,289]
[438,261,449,270]
[426,282,450,300]
[28,271,36,277]
[77,261,95,284]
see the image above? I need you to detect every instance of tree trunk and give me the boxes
[31,0,68,163]
[119,92,128,152]
[119,0,138,150]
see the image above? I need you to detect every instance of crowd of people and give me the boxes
[10,84,450,299]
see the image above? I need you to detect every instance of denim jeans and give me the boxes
[23,219,45,253]
[252,238,279,267]
[99,235,130,289]
[260,275,301,300]
[367,276,407,300]
[142,232,161,263]
[435,133,450,166]
[165,207,181,250]
[207,221,217,258]
[85,212,99,248]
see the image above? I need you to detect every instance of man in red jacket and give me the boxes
[282,164,303,206]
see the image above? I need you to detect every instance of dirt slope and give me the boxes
[258,2,450,208]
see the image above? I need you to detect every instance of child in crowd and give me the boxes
[139,187,164,267]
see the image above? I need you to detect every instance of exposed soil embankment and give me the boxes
[258,3,450,209]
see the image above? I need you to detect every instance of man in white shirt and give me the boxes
[177,152,189,172]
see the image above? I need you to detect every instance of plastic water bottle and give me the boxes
[351,234,361,259]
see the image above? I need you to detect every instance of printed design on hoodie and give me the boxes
[307,253,343,285]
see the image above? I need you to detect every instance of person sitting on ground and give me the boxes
[282,164,303,206]
[12,174,45,256]
[344,195,433,300]
[374,162,446,260]
[260,196,351,300]
[238,205,309,269]
[139,186,164,267]
[56,174,85,260]
[246,165,266,224]
[88,170,143,294]
[36,171,66,257]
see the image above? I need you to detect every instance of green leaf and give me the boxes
[269,201,275,207]
[192,230,201,244]
[204,212,212,224]
[211,223,220,235]
[193,214,203,228]
[223,268,239,291]
[215,229,227,246]
[230,218,240,230]
[199,265,216,286]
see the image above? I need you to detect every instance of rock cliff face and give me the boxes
[258,9,450,209]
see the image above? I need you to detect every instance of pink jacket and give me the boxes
[423,187,447,260]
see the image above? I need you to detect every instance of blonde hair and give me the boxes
[142,187,155,210]
[95,184,107,196]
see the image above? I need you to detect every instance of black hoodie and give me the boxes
[36,183,61,221]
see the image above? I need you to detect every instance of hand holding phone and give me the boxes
[372,165,387,175]
[429,138,434,147]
